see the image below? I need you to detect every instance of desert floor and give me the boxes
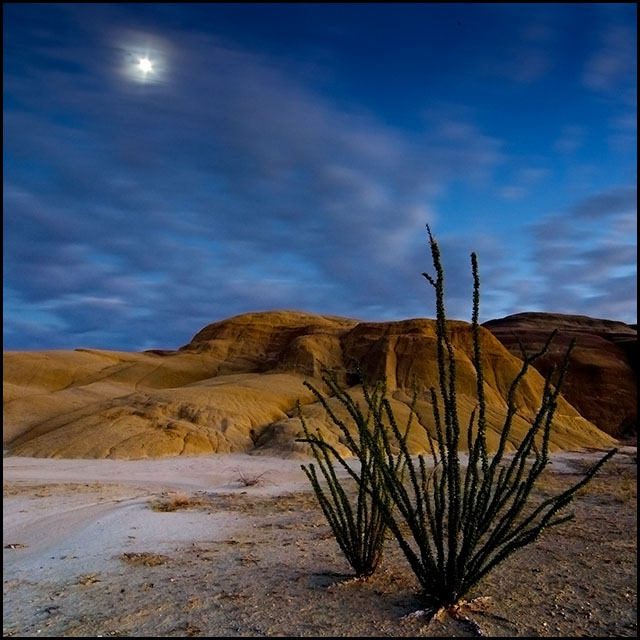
[3,448,637,637]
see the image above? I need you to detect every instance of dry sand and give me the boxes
[3,449,637,637]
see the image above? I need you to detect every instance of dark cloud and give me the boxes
[571,186,637,220]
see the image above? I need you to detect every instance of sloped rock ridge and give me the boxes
[483,312,637,439]
[4,311,616,459]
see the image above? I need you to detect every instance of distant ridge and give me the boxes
[483,312,637,438]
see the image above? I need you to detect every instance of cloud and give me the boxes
[580,7,637,155]
[3,9,510,350]
[421,107,505,186]
[497,167,550,201]
[473,8,558,84]
[519,186,637,322]
[583,23,637,94]
[498,186,527,202]
[553,125,586,155]
[570,186,637,220]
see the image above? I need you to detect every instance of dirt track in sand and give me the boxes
[3,449,637,637]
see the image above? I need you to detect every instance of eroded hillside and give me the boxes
[484,312,637,438]
[3,310,615,459]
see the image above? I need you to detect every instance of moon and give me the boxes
[117,33,167,85]
[138,56,154,74]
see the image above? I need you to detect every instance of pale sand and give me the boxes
[3,454,311,579]
[3,449,637,637]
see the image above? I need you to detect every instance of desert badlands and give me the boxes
[3,310,637,636]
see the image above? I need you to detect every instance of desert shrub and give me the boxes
[149,491,205,512]
[300,226,615,613]
[298,378,412,579]
[234,468,269,487]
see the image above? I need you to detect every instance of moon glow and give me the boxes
[118,32,168,85]
[138,57,154,74]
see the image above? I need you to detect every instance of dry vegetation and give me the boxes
[120,552,170,567]
[149,492,210,513]
[298,232,621,623]
[232,468,271,488]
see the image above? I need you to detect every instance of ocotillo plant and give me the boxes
[298,377,413,579]
[300,225,616,611]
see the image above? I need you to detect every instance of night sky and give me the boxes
[3,3,637,351]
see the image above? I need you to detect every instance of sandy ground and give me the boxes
[3,449,637,637]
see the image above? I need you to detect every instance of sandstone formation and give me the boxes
[3,311,615,459]
[483,312,637,439]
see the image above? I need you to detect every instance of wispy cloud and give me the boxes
[476,11,557,84]
[497,167,550,202]
[3,16,509,349]
[571,186,637,220]
[583,23,637,94]
[521,186,637,321]
[582,5,637,159]
[553,125,587,155]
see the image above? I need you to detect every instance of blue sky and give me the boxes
[3,3,637,351]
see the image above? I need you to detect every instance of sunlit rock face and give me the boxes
[3,311,617,460]
[484,312,637,439]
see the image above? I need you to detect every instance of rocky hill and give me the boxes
[3,310,616,459]
[483,312,637,439]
